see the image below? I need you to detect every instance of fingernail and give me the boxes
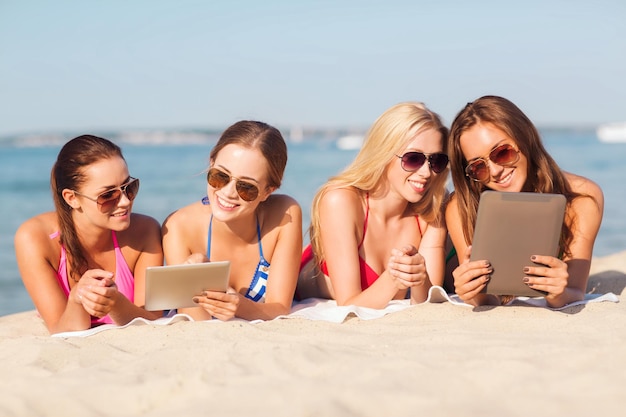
[531,255,537,261]
[192,297,199,303]
[485,275,491,282]
[523,267,530,273]
[523,278,529,283]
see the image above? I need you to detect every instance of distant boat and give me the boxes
[336,134,364,150]
[597,122,626,143]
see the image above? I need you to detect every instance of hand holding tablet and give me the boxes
[470,191,566,297]
[145,261,231,310]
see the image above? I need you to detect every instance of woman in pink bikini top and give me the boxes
[14,135,163,334]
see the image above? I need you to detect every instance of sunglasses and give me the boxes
[396,151,449,174]
[207,168,260,202]
[74,177,140,211]
[465,143,520,183]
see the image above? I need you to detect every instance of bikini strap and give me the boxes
[111,230,119,248]
[357,192,369,250]
[206,215,213,260]
[416,215,423,237]
[256,215,265,260]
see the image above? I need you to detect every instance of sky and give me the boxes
[1,0,625,137]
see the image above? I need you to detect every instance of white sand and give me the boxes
[1,251,625,417]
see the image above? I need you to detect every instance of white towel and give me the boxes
[51,286,619,338]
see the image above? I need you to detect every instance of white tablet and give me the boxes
[470,191,566,297]
[144,261,231,310]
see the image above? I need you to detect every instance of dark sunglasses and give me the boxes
[207,168,260,202]
[465,143,520,183]
[396,151,449,174]
[74,177,140,211]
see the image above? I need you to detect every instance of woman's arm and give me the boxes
[234,196,303,320]
[106,214,164,324]
[406,218,446,303]
[319,189,399,308]
[445,196,499,306]
[14,216,92,333]
[526,176,604,308]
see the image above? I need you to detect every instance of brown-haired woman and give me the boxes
[446,95,604,308]
[14,135,164,334]
[162,120,302,321]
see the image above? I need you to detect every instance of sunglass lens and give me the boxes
[236,181,259,202]
[401,152,427,171]
[207,169,230,189]
[429,154,449,173]
[466,161,489,182]
[491,144,518,165]
[97,189,121,206]
[125,179,140,201]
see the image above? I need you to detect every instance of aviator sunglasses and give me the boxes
[465,143,520,183]
[207,168,260,202]
[73,177,140,212]
[396,151,449,174]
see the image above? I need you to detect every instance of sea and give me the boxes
[1,128,625,317]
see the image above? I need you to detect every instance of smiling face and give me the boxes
[66,156,134,230]
[459,122,528,192]
[207,144,273,221]
[386,127,445,203]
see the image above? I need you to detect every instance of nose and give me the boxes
[221,178,239,199]
[487,159,505,179]
[118,191,132,207]
[416,160,432,178]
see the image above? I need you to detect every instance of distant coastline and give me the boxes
[0,125,601,148]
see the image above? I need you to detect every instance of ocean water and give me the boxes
[1,129,624,316]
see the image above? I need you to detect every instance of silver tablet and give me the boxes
[145,261,231,310]
[470,191,566,297]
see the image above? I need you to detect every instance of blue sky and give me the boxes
[0,0,624,136]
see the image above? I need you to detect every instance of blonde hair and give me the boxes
[308,102,449,264]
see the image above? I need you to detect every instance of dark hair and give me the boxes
[448,95,581,256]
[51,135,125,281]
[210,120,287,189]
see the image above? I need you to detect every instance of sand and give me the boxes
[1,251,625,417]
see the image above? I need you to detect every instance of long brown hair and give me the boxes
[309,102,449,265]
[51,135,125,281]
[210,120,287,190]
[448,95,582,256]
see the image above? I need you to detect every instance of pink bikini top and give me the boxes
[50,230,135,325]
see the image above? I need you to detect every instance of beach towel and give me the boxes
[51,286,619,338]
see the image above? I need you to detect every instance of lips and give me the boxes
[216,195,238,209]
[409,180,426,193]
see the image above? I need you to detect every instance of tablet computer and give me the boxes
[470,191,566,297]
[144,261,231,310]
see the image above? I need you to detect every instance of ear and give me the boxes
[260,186,277,202]
[62,189,81,209]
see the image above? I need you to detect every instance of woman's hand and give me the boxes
[387,245,430,289]
[523,255,569,300]
[72,269,119,318]
[192,288,240,321]
[452,246,493,303]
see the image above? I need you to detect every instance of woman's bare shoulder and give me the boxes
[16,212,58,239]
[162,200,206,228]
[565,172,604,202]
[320,187,363,211]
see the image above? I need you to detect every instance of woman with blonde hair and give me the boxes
[298,102,450,308]
[446,95,603,307]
